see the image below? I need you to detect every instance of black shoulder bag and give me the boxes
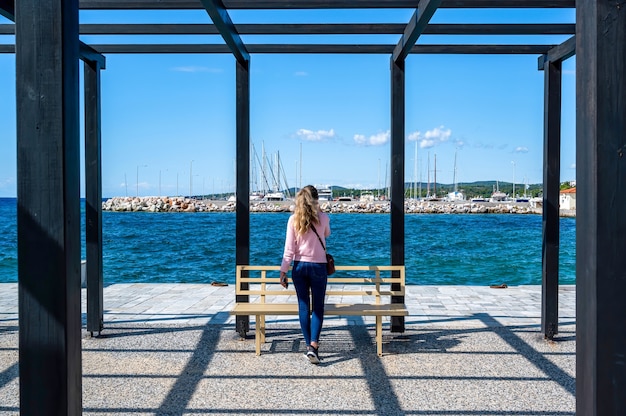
[311,226,335,275]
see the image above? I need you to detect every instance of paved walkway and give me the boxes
[0,284,576,415]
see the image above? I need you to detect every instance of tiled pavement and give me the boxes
[0,283,577,415]
[0,283,575,328]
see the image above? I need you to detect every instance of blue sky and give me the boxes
[0,7,576,198]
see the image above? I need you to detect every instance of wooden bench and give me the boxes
[230,265,408,356]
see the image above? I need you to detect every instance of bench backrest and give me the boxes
[236,265,405,304]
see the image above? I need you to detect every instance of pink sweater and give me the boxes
[280,212,331,273]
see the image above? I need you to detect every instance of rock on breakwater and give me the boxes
[102,196,548,215]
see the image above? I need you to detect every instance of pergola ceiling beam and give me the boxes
[0,23,577,36]
[199,0,249,63]
[77,0,575,9]
[80,42,107,68]
[537,35,575,69]
[393,0,443,62]
[0,43,555,54]
[0,2,105,67]
[0,0,14,20]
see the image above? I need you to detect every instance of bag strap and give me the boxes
[310,226,326,252]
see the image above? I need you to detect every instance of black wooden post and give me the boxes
[390,57,405,333]
[84,59,105,335]
[576,0,626,414]
[235,58,251,337]
[541,58,561,340]
[15,0,82,414]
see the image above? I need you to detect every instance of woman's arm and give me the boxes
[280,216,296,274]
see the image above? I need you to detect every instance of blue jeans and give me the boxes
[291,261,328,346]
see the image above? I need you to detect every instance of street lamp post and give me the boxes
[136,164,147,197]
[190,160,194,198]
[511,161,516,198]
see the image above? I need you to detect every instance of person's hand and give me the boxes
[280,271,288,288]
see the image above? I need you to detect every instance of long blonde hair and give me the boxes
[293,185,319,236]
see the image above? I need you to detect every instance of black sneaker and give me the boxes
[306,346,320,364]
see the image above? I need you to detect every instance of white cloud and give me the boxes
[408,131,421,141]
[424,126,451,142]
[420,139,435,149]
[353,130,390,146]
[294,71,308,76]
[411,126,451,149]
[570,163,576,169]
[296,128,336,142]
[369,131,390,145]
[171,66,222,73]
[514,146,529,153]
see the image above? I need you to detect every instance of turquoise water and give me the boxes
[0,198,576,285]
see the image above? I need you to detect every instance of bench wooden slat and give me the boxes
[237,289,405,297]
[231,302,408,316]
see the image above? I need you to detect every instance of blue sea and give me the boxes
[0,197,576,286]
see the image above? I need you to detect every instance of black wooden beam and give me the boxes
[576,0,626,413]
[78,0,576,10]
[393,0,442,63]
[0,0,14,20]
[540,58,561,340]
[200,0,249,64]
[390,57,405,333]
[84,60,104,336]
[21,43,554,55]
[537,35,575,69]
[235,59,251,337]
[16,0,82,413]
[0,23,576,36]
[0,9,106,68]
[80,41,106,68]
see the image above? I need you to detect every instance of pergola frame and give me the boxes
[1,0,624,414]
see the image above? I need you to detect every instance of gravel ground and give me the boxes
[0,319,575,416]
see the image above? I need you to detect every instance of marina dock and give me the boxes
[0,283,576,415]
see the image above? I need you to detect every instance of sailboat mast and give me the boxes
[413,142,417,199]
[427,152,431,198]
[434,153,437,198]
[262,142,267,193]
[453,149,458,193]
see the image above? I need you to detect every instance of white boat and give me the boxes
[446,191,465,202]
[490,191,507,202]
[317,186,333,201]
[490,182,507,202]
[529,196,543,209]
[249,192,264,201]
[264,192,285,201]
[360,191,375,202]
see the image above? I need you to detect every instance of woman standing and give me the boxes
[280,185,330,364]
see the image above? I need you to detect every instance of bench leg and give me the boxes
[255,314,263,356]
[376,316,383,357]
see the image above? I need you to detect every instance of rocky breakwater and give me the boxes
[102,196,293,213]
[322,200,541,215]
[404,201,541,215]
[103,197,544,215]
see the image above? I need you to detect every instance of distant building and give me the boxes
[560,188,576,210]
